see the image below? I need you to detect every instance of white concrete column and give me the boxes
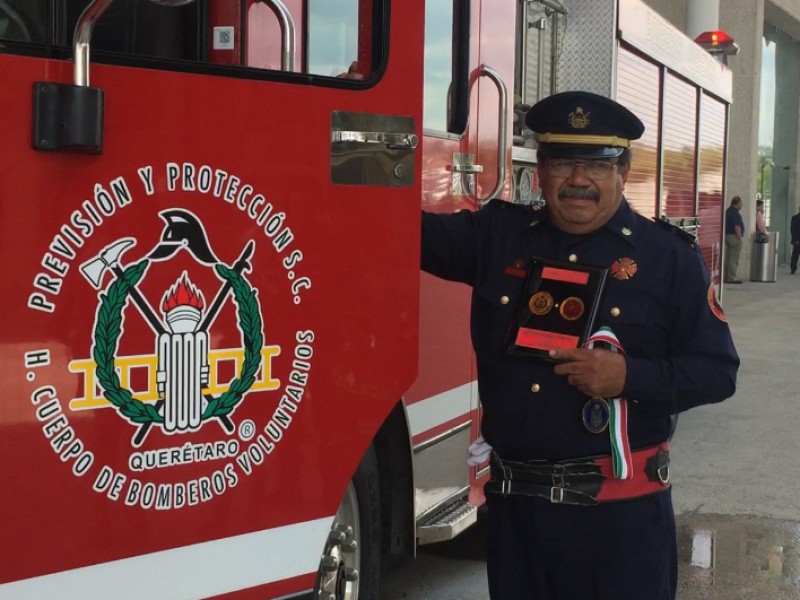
[719,0,765,273]
[771,37,800,263]
[687,0,721,38]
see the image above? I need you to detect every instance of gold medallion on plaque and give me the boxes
[559,296,585,321]
[528,291,554,316]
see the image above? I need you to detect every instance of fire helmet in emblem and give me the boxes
[148,208,219,265]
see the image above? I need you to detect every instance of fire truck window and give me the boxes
[423,0,467,134]
[65,0,201,61]
[307,0,362,77]
[6,1,383,81]
[423,0,455,133]
[0,0,47,43]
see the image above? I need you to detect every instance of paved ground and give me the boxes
[383,265,800,599]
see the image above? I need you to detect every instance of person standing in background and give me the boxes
[790,206,800,275]
[724,196,744,283]
[755,199,766,234]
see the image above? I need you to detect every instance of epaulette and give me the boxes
[492,198,547,227]
[653,217,698,248]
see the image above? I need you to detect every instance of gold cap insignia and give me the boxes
[568,107,590,129]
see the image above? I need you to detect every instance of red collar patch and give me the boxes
[505,259,527,278]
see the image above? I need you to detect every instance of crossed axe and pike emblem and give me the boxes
[79,209,263,447]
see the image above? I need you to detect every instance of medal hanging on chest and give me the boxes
[582,327,633,479]
[582,397,610,433]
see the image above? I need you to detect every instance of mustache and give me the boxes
[558,186,600,201]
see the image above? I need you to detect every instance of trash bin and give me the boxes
[749,231,779,282]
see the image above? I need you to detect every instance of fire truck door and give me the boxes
[411,0,515,522]
[2,0,425,595]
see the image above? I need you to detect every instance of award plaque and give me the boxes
[504,257,608,361]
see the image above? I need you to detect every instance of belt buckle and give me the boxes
[550,486,564,503]
[657,464,670,484]
[551,464,566,487]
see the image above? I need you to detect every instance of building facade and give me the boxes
[645,0,800,269]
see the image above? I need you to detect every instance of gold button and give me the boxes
[531,383,541,393]
[610,307,621,317]
[500,295,510,305]
[568,254,578,263]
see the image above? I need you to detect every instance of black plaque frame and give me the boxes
[504,257,608,361]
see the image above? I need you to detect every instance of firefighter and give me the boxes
[421,90,739,600]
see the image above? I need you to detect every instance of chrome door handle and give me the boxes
[450,163,484,174]
[331,131,420,149]
[477,64,509,205]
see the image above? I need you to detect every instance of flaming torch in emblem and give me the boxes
[157,273,209,433]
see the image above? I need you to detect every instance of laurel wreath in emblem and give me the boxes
[92,261,263,425]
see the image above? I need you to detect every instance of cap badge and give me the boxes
[611,257,637,280]
[568,107,590,129]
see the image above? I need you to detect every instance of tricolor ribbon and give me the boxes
[585,327,632,480]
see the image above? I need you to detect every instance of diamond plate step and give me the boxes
[416,499,478,545]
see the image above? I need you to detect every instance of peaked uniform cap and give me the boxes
[525,91,645,159]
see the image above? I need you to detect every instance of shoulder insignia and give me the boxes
[653,218,697,247]
[708,285,728,322]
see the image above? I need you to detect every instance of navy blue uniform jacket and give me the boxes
[421,199,739,462]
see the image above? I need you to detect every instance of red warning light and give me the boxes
[694,30,740,55]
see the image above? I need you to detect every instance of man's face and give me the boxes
[538,156,629,235]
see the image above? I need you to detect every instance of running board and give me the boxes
[416,500,478,545]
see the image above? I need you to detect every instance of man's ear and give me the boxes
[619,162,631,185]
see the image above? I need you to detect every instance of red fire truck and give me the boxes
[0,0,730,598]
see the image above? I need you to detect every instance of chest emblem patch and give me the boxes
[611,257,638,280]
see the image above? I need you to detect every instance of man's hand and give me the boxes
[337,61,364,80]
[549,347,626,398]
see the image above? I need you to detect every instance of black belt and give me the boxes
[487,478,603,505]
[486,444,670,506]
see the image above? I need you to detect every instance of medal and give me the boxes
[528,291,554,315]
[582,398,610,433]
[559,296,584,320]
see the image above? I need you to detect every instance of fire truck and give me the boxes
[0,0,730,598]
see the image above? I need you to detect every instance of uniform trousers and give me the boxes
[486,487,677,600]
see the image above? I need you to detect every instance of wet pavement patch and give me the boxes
[677,512,800,599]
